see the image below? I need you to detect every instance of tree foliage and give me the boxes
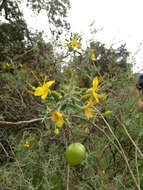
[0,0,70,61]
[26,0,70,36]
[0,0,70,37]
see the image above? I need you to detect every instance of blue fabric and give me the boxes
[138,74,143,87]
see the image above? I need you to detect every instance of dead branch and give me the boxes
[0,118,43,127]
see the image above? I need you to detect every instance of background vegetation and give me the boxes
[0,0,142,190]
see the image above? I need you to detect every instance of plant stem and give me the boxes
[66,165,70,190]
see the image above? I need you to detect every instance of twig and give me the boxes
[66,165,70,190]
[16,89,26,108]
[65,139,70,190]
[0,118,43,126]
[0,143,10,158]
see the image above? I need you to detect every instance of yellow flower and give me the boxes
[85,108,93,118]
[91,53,96,61]
[89,77,100,103]
[54,128,59,135]
[52,111,64,127]
[85,127,89,133]
[6,63,10,67]
[19,64,23,68]
[72,40,78,48]
[34,79,55,100]
[24,141,30,148]
[65,43,70,47]
[76,44,82,49]
[91,49,96,61]
[102,170,106,175]
[84,98,93,119]
[28,74,55,100]
[84,97,93,108]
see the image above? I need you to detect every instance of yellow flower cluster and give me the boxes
[85,127,89,133]
[52,111,65,135]
[52,111,64,127]
[0,62,10,69]
[54,128,59,135]
[65,39,82,49]
[83,77,106,119]
[27,72,65,135]
[24,141,30,148]
[28,72,108,134]
[91,49,96,61]
[102,170,106,175]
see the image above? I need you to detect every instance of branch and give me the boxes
[0,118,43,127]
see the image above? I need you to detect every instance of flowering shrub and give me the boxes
[27,69,109,136]
[1,33,142,190]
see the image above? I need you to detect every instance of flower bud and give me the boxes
[81,94,91,102]
[51,90,60,99]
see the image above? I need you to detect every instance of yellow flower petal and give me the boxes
[65,43,70,47]
[52,111,64,127]
[41,91,49,100]
[85,127,89,133]
[93,91,99,103]
[34,87,44,96]
[84,98,93,109]
[93,77,99,90]
[76,44,82,49]
[56,118,64,127]
[91,54,96,61]
[52,112,56,122]
[33,80,55,100]
[56,111,63,117]
[54,128,59,135]
[44,80,55,88]
[102,170,106,175]
[84,108,93,119]
[83,98,94,118]
[24,141,30,148]
[72,40,78,48]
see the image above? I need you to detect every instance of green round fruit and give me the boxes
[65,143,86,166]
